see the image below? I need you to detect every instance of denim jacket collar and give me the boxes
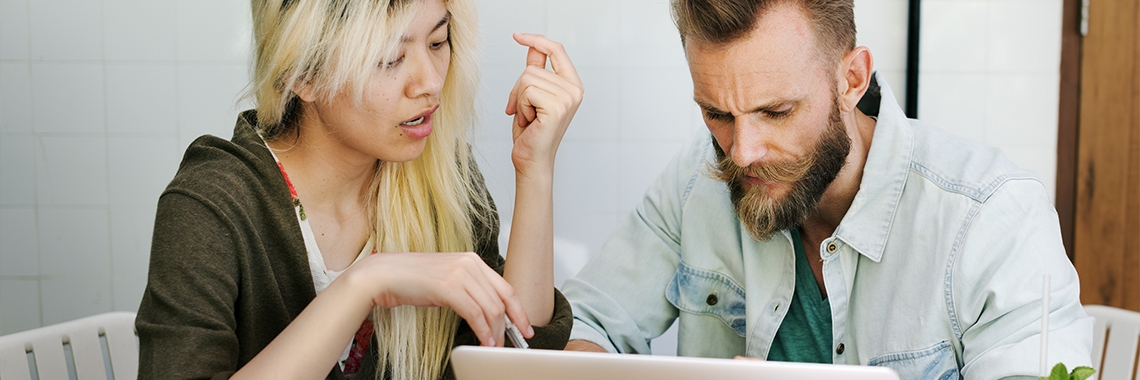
[832,74,914,263]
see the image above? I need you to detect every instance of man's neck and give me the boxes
[801,109,877,240]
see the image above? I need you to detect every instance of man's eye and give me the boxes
[705,111,732,121]
[765,110,791,119]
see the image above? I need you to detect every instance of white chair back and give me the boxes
[0,312,138,380]
[1085,305,1140,380]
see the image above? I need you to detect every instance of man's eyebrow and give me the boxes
[694,98,791,115]
[401,11,451,43]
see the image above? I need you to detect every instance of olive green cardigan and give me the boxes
[136,111,572,380]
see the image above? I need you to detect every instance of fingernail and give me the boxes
[528,326,535,336]
[488,338,496,347]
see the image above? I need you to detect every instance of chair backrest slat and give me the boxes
[0,342,34,380]
[102,322,138,380]
[1085,305,1140,380]
[1092,313,1109,374]
[0,312,137,380]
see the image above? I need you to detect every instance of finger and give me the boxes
[483,267,533,337]
[455,254,507,344]
[522,65,583,99]
[463,264,507,345]
[525,47,547,69]
[512,33,582,88]
[506,75,523,116]
[517,84,564,124]
[517,66,583,106]
[449,292,496,347]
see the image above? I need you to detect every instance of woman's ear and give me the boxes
[293,82,318,103]
[836,46,873,113]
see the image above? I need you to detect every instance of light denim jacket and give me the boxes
[562,75,1093,379]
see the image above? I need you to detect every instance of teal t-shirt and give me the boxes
[766,227,833,363]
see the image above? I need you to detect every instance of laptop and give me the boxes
[450,346,900,380]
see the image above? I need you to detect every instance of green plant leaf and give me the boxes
[1069,366,1096,380]
[1049,362,1070,380]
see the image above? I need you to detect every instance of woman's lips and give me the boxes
[399,107,437,139]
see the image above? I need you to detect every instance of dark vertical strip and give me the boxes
[905,0,921,118]
[1056,0,1083,260]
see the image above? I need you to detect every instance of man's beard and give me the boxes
[711,99,852,241]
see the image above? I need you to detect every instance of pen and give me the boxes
[504,316,529,349]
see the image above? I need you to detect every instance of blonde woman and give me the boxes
[135,0,583,378]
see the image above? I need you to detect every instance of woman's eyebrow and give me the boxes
[432,12,451,33]
[403,11,451,43]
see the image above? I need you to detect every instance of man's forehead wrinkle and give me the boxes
[693,66,799,115]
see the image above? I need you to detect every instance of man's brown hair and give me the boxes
[672,0,856,64]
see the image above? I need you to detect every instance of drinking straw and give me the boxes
[1040,274,1051,376]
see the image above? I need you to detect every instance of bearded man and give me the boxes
[560,0,1093,378]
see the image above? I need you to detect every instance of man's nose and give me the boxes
[731,119,768,168]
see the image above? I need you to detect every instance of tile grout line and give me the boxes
[24,0,43,329]
[100,0,115,312]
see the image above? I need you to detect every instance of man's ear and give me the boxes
[836,46,873,113]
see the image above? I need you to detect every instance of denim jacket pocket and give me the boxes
[868,340,960,380]
[665,262,747,337]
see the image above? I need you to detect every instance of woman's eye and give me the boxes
[430,39,449,50]
[383,56,404,68]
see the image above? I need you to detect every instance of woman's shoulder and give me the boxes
[162,111,289,210]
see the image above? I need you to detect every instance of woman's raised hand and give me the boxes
[344,251,533,347]
[505,33,584,178]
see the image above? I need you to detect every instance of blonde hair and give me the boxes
[247,0,487,379]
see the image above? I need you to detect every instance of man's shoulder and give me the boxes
[904,120,1039,203]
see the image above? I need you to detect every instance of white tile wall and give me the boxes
[0,279,41,334]
[619,0,688,69]
[108,137,180,206]
[918,0,1063,200]
[1,135,36,205]
[28,0,103,61]
[37,208,111,277]
[0,208,37,277]
[175,0,251,62]
[31,63,105,134]
[920,1,988,73]
[0,0,1062,352]
[0,63,33,133]
[104,0,177,62]
[110,207,155,280]
[40,278,111,326]
[35,136,109,206]
[105,64,179,134]
[0,0,30,60]
[177,64,251,145]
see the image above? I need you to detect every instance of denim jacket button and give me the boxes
[826,242,838,254]
[836,343,845,354]
[706,294,718,306]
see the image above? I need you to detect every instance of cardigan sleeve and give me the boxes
[136,191,243,380]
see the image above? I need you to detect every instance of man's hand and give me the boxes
[564,340,608,352]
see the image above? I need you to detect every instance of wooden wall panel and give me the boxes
[1074,0,1140,311]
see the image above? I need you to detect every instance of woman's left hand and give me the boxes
[506,33,584,179]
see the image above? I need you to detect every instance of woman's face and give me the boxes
[303,0,452,163]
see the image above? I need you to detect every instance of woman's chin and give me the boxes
[375,141,428,163]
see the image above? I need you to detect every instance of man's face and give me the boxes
[687,4,851,240]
